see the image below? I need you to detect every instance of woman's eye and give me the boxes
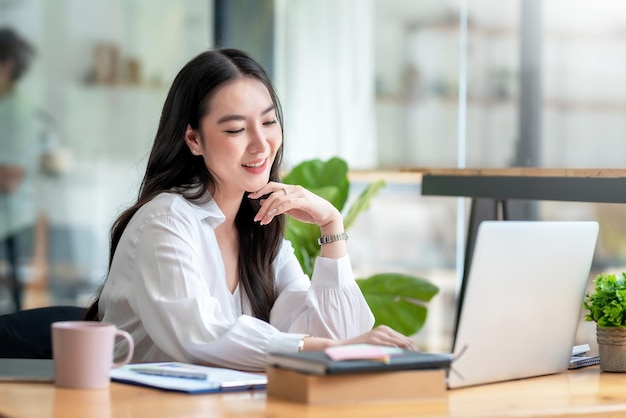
[225,128,244,134]
[264,119,278,126]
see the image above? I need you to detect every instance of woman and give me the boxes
[86,48,414,371]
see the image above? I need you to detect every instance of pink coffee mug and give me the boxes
[52,321,134,389]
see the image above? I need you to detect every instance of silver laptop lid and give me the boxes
[448,221,598,389]
[0,359,54,382]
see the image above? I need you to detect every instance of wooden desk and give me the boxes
[1,366,626,417]
[411,167,626,337]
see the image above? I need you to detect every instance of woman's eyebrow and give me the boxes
[261,104,276,116]
[216,105,276,124]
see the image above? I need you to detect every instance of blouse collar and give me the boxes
[183,192,226,229]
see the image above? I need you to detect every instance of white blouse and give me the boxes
[99,192,374,371]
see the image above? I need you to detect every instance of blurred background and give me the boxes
[1,0,626,353]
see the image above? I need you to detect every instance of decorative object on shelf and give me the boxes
[84,42,144,87]
[282,157,439,336]
[92,43,120,85]
[583,272,626,372]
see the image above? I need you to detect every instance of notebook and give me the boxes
[0,359,54,382]
[110,362,267,394]
[267,346,452,375]
[447,221,598,389]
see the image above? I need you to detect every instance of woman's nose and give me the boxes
[247,128,269,153]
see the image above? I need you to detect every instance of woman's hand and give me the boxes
[248,182,341,228]
[337,325,418,350]
[301,325,418,351]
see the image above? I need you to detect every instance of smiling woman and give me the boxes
[83,48,415,372]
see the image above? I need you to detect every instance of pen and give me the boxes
[130,367,208,380]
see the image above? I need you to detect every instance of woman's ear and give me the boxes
[184,124,202,156]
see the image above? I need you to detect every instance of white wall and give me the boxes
[374,0,626,169]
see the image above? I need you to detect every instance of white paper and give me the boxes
[110,362,267,393]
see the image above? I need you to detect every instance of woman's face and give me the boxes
[190,77,282,198]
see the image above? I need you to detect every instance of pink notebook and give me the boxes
[324,344,403,362]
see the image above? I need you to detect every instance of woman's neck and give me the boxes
[212,191,244,226]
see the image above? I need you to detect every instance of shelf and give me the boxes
[348,170,422,184]
[376,94,626,113]
[408,20,626,43]
[77,82,168,92]
[407,21,517,37]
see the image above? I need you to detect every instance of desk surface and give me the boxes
[2,366,626,418]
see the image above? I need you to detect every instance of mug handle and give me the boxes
[112,329,135,368]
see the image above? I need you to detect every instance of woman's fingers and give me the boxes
[249,183,315,225]
[372,326,417,350]
[345,325,418,351]
[250,184,295,224]
[248,184,280,221]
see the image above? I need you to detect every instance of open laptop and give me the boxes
[447,220,598,389]
[0,359,54,382]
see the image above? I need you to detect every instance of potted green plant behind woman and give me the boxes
[583,272,626,372]
[282,157,439,337]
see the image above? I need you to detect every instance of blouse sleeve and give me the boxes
[268,240,375,352]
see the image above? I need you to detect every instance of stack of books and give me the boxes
[266,344,452,404]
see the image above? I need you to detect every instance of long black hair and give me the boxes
[85,48,285,322]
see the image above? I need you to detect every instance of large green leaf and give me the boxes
[364,296,428,337]
[357,273,439,336]
[283,157,349,211]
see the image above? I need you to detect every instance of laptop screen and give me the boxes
[447,221,598,389]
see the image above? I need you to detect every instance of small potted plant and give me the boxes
[583,272,626,372]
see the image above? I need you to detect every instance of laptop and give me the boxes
[447,220,598,389]
[0,358,54,382]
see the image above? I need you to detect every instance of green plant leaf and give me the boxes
[357,273,439,336]
[283,157,349,211]
[364,296,428,337]
[344,180,386,230]
[285,218,319,277]
[583,272,626,327]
